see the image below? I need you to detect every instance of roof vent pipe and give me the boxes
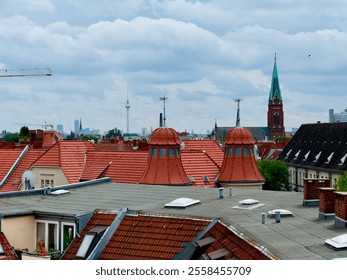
[219,188,224,199]
[229,187,233,196]
[275,211,281,223]
[262,213,266,224]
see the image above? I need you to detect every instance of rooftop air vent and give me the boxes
[325,152,334,164]
[285,149,292,159]
[339,153,347,166]
[325,233,347,250]
[314,151,321,162]
[293,150,301,160]
[303,151,310,161]
[164,198,201,209]
[267,209,293,218]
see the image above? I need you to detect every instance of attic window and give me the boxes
[285,149,292,159]
[207,248,230,260]
[75,225,108,259]
[303,151,310,161]
[325,233,347,250]
[165,197,201,209]
[188,176,195,183]
[314,151,321,162]
[339,153,347,166]
[202,176,210,182]
[293,150,301,160]
[325,152,334,164]
[0,243,4,255]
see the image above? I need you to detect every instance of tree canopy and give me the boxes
[334,171,347,192]
[257,159,291,191]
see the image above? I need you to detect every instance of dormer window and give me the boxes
[235,148,241,156]
[151,148,157,157]
[314,151,321,162]
[160,148,166,157]
[169,148,175,157]
[303,151,310,161]
[228,148,233,156]
[339,153,347,166]
[325,152,334,164]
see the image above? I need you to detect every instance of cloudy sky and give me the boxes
[0,0,347,135]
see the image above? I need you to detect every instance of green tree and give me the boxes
[334,171,347,192]
[19,126,30,138]
[257,159,291,191]
[106,128,122,139]
[3,132,20,143]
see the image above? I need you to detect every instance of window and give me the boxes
[235,148,241,156]
[75,233,95,259]
[244,148,249,156]
[151,148,157,157]
[160,148,166,157]
[36,220,59,252]
[0,243,4,255]
[177,148,180,157]
[228,148,233,156]
[62,223,75,251]
[169,148,175,157]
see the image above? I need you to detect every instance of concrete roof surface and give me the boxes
[0,180,346,260]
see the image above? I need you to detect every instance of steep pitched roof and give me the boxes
[0,232,18,260]
[0,149,45,192]
[279,122,347,172]
[32,140,98,183]
[61,210,272,260]
[269,55,282,102]
[81,151,148,183]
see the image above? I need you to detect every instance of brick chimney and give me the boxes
[303,179,330,206]
[318,188,335,220]
[334,192,347,228]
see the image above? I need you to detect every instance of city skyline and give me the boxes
[1,1,347,134]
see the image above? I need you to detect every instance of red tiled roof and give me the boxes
[226,127,255,144]
[81,151,148,183]
[149,127,180,145]
[32,140,98,183]
[181,150,220,187]
[0,150,22,181]
[0,149,45,192]
[99,215,210,260]
[182,139,224,167]
[61,211,273,260]
[0,232,18,260]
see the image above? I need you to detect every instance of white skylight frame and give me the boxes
[325,233,347,250]
[75,233,96,259]
[51,189,70,195]
[164,197,201,208]
[238,199,259,205]
[267,209,293,218]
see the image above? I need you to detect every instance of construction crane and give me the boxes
[0,67,52,77]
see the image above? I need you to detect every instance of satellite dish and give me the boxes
[180,141,185,150]
[22,170,37,190]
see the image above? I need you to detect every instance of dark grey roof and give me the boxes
[0,178,346,260]
[216,126,269,142]
[279,122,347,172]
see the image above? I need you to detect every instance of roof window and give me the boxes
[165,197,201,209]
[51,189,70,195]
[314,151,321,162]
[339,153,347,166]
[325,152,334,164]
[303,151,310,161]
[285,149,292,159]
[293,150,301,160]
[0,243,4,255]
[325,233,347,250]
[75,225,108,259]
[202,176,210,182]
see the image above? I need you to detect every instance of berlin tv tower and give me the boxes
[125,90,130,134]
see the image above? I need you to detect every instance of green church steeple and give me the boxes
[269,53,282,103]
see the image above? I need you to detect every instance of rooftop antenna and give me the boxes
[159,96,168,127]
[234,98,242,127]
[125,88,130,134]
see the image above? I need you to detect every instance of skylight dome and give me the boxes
[165,197,201,209]
[268,209,293,218]
[238,199,259,205]
[325,233,347,250]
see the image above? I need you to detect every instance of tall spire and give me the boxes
[234,98,242,127]
[269,53,282,102]
[125,89,130,134]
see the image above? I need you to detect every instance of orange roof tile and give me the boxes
[0,232,18,260]
[81,151,148,183]
[32,140,98,183]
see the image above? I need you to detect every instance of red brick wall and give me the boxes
[335,193,347,220]
[304,179,330,200]
[319,188,335,214]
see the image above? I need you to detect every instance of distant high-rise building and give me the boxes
[57,124,64,134]
[74,119,79,134]
[329,109,347,123]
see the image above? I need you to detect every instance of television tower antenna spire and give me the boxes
[159,96,168,127]
[234,98,242,127]
[125,88,130,134]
